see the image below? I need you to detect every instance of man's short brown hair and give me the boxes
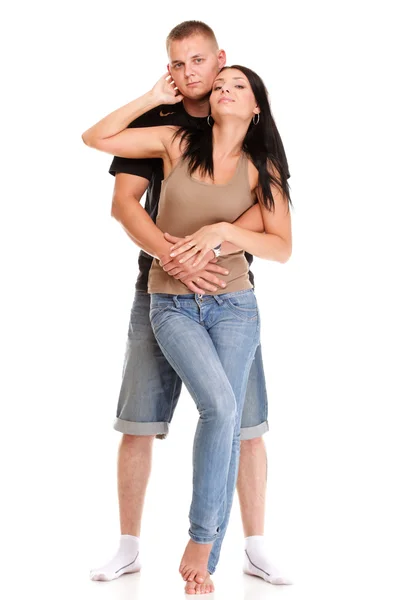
[166,20,218,53]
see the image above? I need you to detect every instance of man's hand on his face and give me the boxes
[151,73,184,105]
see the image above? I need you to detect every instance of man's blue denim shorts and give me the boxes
[114,291,269,440]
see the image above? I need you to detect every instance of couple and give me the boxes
[83,20,292,595]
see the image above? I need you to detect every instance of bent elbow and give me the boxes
[280,244,292,263]
[81,131,99,148]
[81,131,91,146]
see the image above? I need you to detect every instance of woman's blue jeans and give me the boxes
[150,289,260,574]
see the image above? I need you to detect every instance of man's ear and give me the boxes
[166,64,171,74]
[218,49,226,69]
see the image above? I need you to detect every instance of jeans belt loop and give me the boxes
[172,295,181,308]
[213,294,224,306]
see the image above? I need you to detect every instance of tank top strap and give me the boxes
[233,152,250,186]
[163,156,188,184]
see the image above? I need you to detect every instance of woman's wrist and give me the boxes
[143,89,163,111]
[220,221,233,243]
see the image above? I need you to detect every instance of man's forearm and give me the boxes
[112,198,170,259]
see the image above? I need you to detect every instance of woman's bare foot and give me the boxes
[185,573,215,595]
[179,539,213,584]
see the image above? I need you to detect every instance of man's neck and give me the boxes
[182,96,210,118]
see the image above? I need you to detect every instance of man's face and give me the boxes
[167,34,226,101]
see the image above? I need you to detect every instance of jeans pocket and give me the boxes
[225,293,258,321]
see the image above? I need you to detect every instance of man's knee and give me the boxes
[240,436,264,453]
[120,433,155,448]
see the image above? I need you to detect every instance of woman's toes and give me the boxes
[185,580,197,595]
[195,570,205,584]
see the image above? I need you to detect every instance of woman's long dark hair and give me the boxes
[175,65,291,211]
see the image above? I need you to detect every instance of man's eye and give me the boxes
[195,58,203,63]
[174,63,182,69]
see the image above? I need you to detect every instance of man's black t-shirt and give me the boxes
[109,102,288,292]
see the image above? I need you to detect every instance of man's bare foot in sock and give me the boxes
[179,540,213,584]
[185,573,215,595]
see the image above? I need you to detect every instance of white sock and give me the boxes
[90,534,141,582]
[243,535,293,585]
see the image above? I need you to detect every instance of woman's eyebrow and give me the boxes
[213,77,247,84]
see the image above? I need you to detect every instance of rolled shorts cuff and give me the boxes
[113,418,169,439]
[240,420,269,441]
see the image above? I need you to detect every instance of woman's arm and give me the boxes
[168,184,292,266]
[83,125,174,159]
[160,203,265,277]
[223,185,292,263]
[81,74,182,158]
[220,202,265,255]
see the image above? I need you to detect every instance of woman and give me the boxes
[83,65,292,594]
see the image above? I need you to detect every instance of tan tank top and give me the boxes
[148,153,257,295]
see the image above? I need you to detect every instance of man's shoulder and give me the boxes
[128,103,186,129]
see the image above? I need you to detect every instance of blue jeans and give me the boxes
[114,291,269,440]
[149,290,260,574]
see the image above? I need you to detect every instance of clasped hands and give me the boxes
[158,223,228,295]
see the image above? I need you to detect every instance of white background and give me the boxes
[1,1,394,599]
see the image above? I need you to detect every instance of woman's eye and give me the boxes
[235,85,245,89]
[213,86,221,91]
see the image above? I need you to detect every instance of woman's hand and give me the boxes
[151,73,184,105]
[166,224,228,268]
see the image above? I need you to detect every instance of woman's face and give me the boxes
[210,68,260,122]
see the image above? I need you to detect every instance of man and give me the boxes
[90,20,291,592]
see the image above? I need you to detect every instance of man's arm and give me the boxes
[112,173,229,293]
[160,203,265,279]
[111,173,169,258]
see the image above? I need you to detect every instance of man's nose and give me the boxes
[184,64,195,78]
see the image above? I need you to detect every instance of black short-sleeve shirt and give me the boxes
[109,102,288,292]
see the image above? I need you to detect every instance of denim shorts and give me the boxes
[114,291,269,440]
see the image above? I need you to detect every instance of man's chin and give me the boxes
[183,89,211,102]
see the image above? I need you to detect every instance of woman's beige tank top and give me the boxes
[148,153,257,295]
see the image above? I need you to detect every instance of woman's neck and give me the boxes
[212,119,248,160]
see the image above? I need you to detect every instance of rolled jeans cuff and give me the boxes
[207,563,215,575]
[188,528,218,545]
